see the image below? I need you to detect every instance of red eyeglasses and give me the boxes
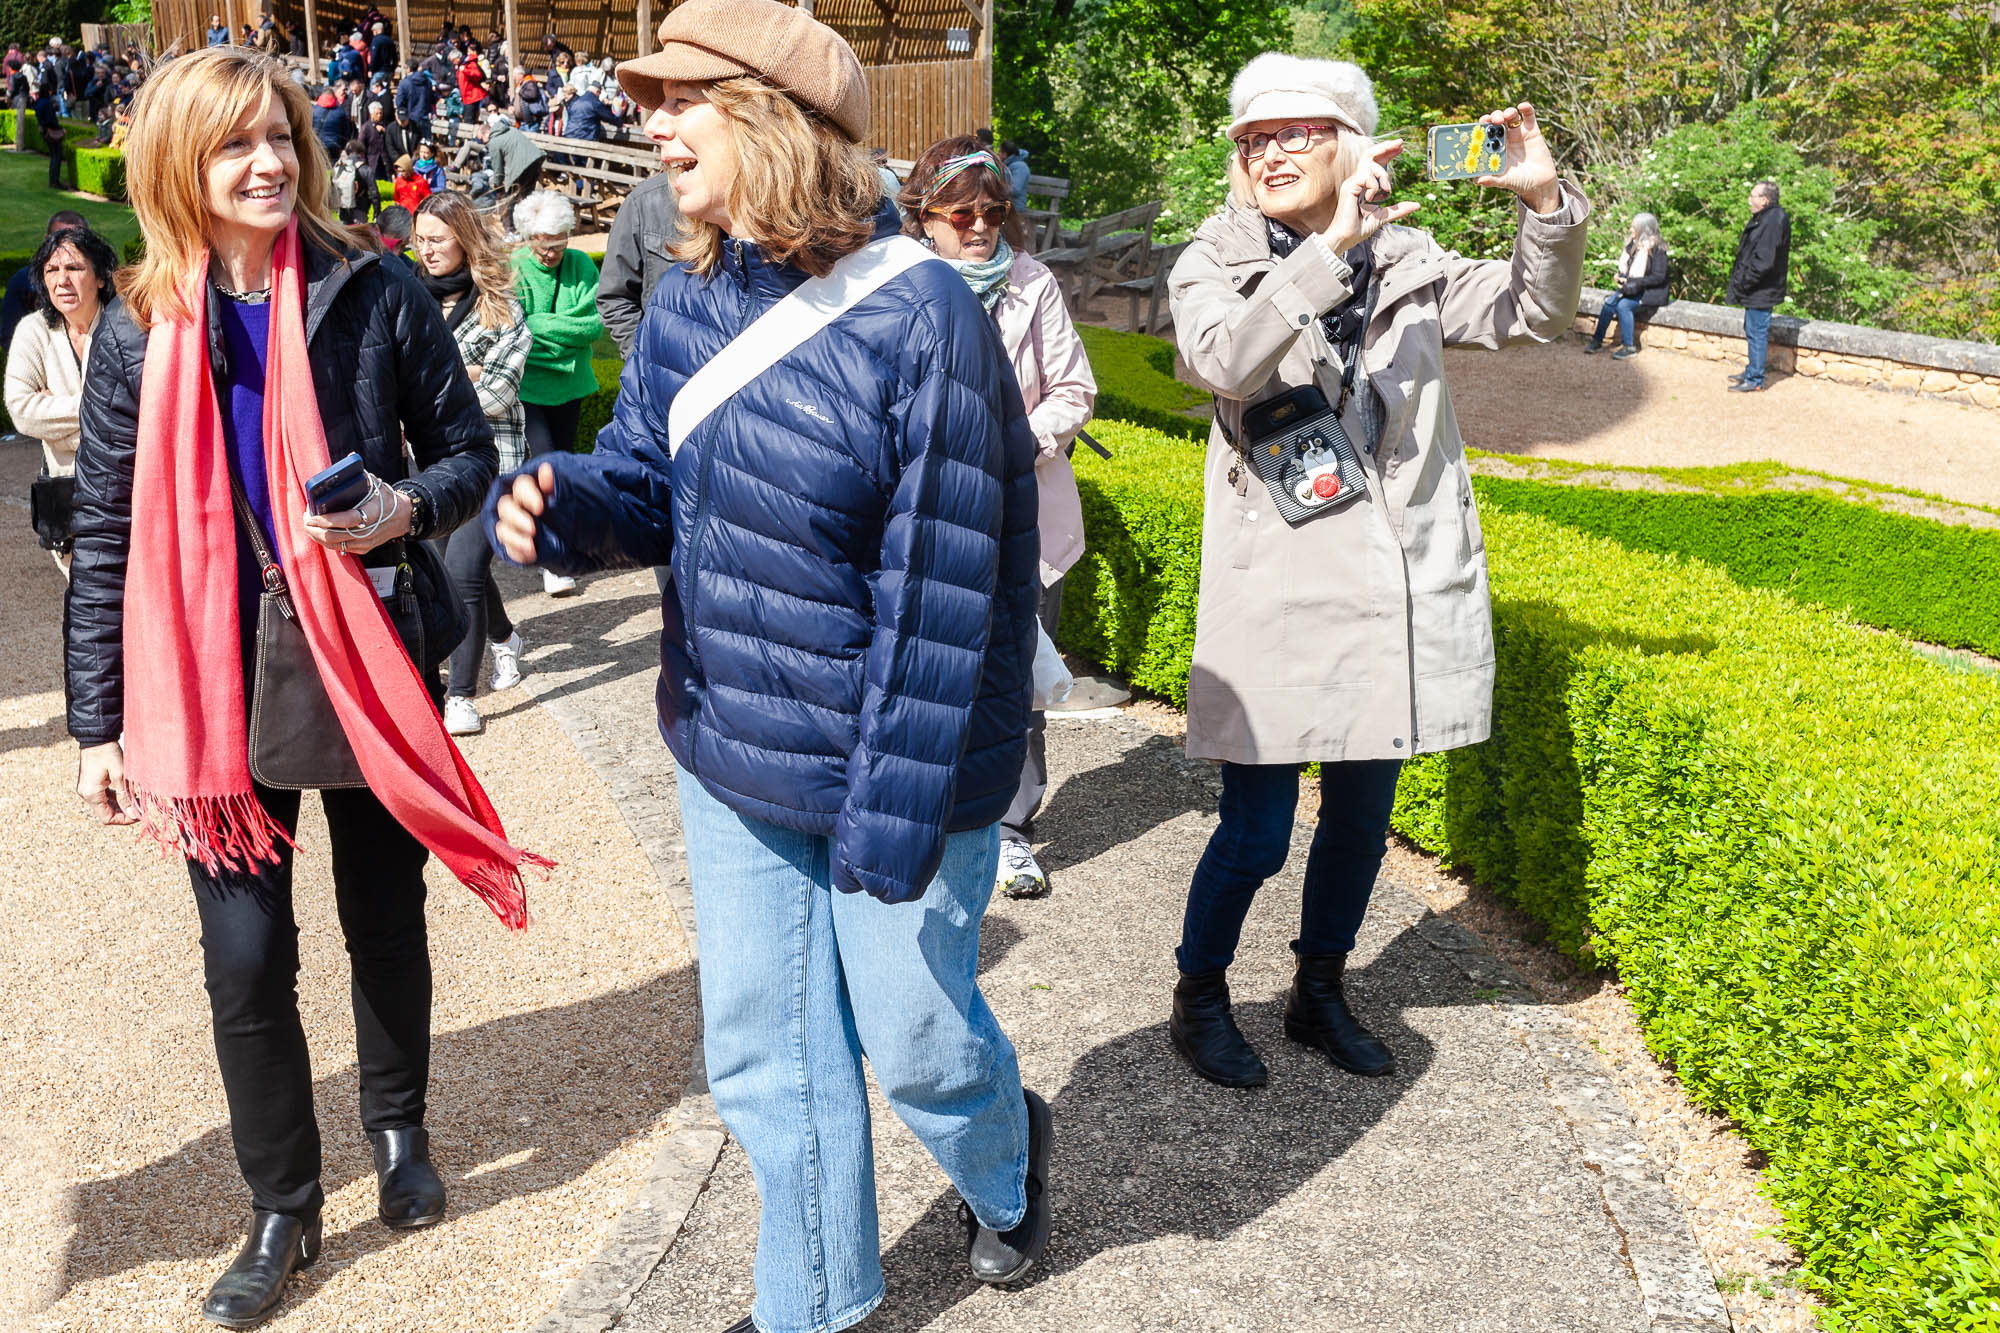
[926,203,1010,232]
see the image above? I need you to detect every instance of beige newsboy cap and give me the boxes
[617,0,870,142]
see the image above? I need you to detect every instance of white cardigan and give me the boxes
[5,308,98,476]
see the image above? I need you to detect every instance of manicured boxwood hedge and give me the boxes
[1058,429,2000,1327]
[1056,419,1203,704]
[1074,323,1210,441]
[1474,472,2000,657]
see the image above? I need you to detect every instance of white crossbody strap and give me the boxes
[668,234,942,457]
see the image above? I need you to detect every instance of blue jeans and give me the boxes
[1177,760,1403,976]
[1743,306,1772,385]
[676,770,1029,1333]
[1593,294,1642,348]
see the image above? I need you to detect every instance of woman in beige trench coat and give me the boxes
[1164,52,1588,1089]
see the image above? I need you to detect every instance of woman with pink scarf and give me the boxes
[64,48,545,1329]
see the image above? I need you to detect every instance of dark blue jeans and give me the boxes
[1743,306,1772,385]
[1177,759,1404,976]
[1593,294,1642,348]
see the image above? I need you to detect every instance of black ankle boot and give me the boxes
[200,1210,321,1328]
[1169,970,1268,1088]
[370,1127,447,1229]
[1284,952,1395,1076]
[963,1087,1054,1283]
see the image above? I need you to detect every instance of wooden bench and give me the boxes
[1111,239,1189,336]
[1020,174,1072,250]
[427,117,660,227]
[1037,201,1164,308]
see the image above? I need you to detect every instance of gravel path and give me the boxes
[1442,335,2000,507]
[0,439,697,1332]
[615,708,1724,1332]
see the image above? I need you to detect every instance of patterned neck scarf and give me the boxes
[1265,216,1373,349]
[949,238,1015,310]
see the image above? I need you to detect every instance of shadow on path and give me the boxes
[54,969,697,1311]
[867,926,1456,1331]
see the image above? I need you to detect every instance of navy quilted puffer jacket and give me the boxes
[490,207,1040,903]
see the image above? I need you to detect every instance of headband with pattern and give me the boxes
[921,150,1007,211]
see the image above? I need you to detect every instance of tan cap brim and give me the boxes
[617,40,751,112]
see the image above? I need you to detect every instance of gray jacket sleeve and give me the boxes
[598,193,646,359]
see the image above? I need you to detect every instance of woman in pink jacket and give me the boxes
[900,137,1096,900]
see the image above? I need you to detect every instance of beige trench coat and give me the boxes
[1168,185,1589,764]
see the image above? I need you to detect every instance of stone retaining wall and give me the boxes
[1574,286,2000,410]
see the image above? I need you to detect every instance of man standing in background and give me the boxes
[1726,180,1790,394]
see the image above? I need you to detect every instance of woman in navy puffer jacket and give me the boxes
[488,2,1052,1327]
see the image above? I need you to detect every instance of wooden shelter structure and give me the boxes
[154,0,989,160]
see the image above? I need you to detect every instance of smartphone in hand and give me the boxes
[305,452,370,515]
[1427,122,1506,181]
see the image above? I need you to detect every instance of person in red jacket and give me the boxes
[392,153,431,212]
[455,49,487,122]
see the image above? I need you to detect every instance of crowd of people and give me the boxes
[0,9,1794,1333]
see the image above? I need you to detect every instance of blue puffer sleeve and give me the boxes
[484,327,675,573]
[831,290,1020,902]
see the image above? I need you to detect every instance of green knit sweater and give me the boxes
[511,246,605,406]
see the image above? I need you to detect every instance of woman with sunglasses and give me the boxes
[1164,54,1588,1089]
[899,135,1095,903]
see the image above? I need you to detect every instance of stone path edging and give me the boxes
[521,678,727,1333]
[1091,713,1734,1333]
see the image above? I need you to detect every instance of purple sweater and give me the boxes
[217,296,278,647]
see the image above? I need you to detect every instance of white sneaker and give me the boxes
[443,696,483,736]
[543,569,578,597]
[489,631,525,690]
[996,836,1050,899]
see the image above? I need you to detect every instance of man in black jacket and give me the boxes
[1725,180,1790,393]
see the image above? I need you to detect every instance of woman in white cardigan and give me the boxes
[5,225,117,576]
[899,135,1097,901]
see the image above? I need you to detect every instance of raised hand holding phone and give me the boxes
[1469,102,1561,215]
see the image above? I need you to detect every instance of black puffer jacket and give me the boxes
[65,238,497,747]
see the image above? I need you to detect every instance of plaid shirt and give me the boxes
[452,299,532,471]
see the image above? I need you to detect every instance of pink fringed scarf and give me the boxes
[120,220,547,928]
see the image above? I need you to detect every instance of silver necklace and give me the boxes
[212,279,273,304]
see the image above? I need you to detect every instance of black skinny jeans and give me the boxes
[432,518,515,697]
[523,396,585,459]
[188,777,434,1220]
[1177,759,1404,975]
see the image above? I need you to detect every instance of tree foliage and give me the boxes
[995,0,1291,215]
[1342,0,2000,336]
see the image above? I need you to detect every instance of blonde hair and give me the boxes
[118,47,351,328]
[415,191,520,331]
[670,77,879,280]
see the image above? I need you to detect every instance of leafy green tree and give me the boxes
[997,0,1291,215]
[1599,106,1906,324]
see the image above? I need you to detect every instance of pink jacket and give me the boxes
[991,251,1095,580]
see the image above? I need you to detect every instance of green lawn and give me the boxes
[0,146,138,254]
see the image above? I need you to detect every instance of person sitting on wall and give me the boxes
[1583,211,1669,358]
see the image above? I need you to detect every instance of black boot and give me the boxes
[964,1088,1053,1283]
[720,1319,755,1332]
[200,1210,321,1329]
[1283,952,1395,1077]
[1169,970,1268,1088]
[370,1127,447,1229]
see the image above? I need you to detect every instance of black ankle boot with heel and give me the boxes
[370,1126,447,1229]
[1169,969,1268,1088]
[200,1210,321,1329]
[1284,952,1395,1077]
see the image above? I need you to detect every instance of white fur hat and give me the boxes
[1226,53,1378,142]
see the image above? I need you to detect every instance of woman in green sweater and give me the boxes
[510,190,604,595]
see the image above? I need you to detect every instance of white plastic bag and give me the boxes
[1031,620,1074,710]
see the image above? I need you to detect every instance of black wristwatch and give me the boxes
[392,481,433,540]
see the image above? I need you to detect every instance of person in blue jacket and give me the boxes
[488,1,1053,1327]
